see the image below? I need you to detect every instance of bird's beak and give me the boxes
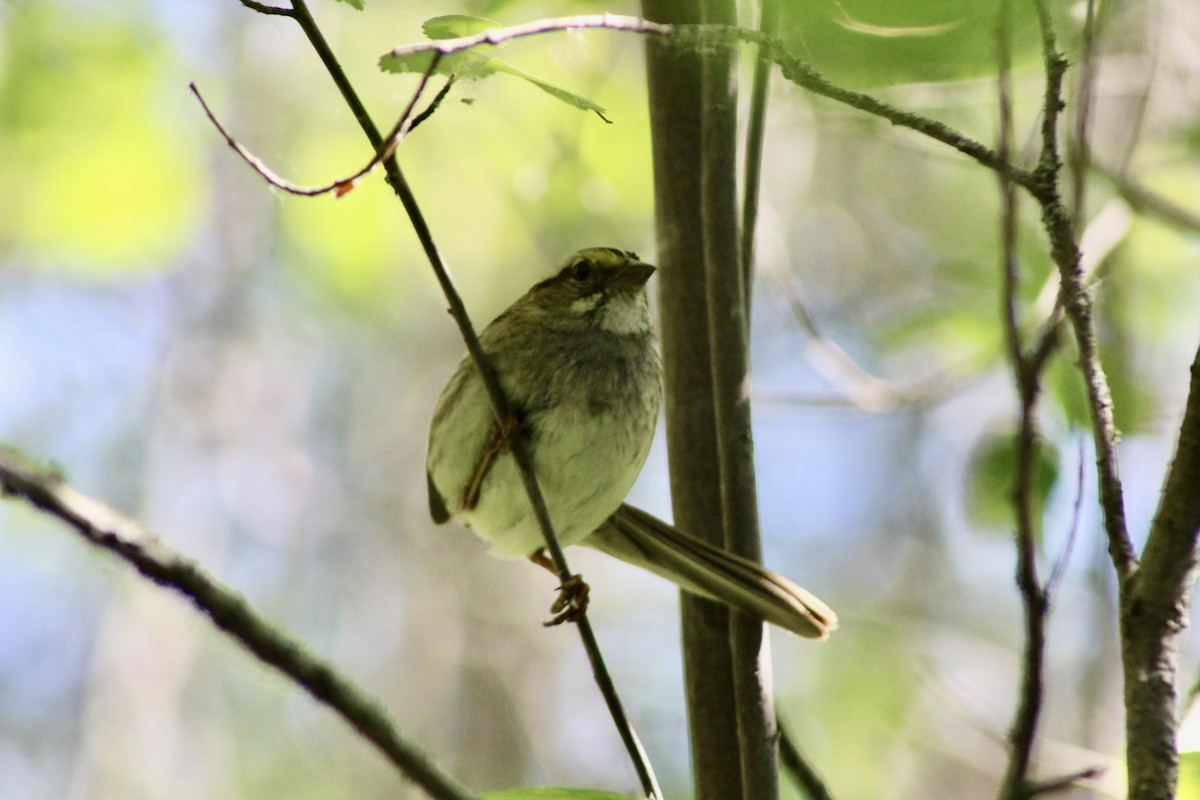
[612,263,656,293]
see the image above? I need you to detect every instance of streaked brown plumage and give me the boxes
[425,247,836,638]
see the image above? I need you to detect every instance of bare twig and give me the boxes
[744,8,989,411]
[0,447,475,800]
[1068,0,1099,231]
[408,77,457,134]
[231,2,663,796]
[778,718,836,800]
[750,376,980,411]
[997,8,1023,375]
[1091,161,1200,234]
[995,5,1053,796]
[239,0,291,16]
[383,14,674,59]
[1045,438,1087,599]
[698,1,780,796]
[189,54,445,198]
[1026,766,1105,797]
[1113,4,1159,174]
[739,0,778,325]
[1027,1,1135,578]
[767,251,988,413]
[383,16,1028,187]
[776,266,891,408]
[761,41,1023,185]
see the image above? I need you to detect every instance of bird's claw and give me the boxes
[544,574,589,626]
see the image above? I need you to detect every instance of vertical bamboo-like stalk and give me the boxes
[643,3,777,799]
[643,3,742,797]
[697,2,778,799]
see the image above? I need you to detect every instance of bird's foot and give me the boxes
[545,573,590,627]
[531,548,589,626]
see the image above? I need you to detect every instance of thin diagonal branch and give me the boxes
[384,17,1029,188]
[234,2,662,795]
[1045,439,1086,599]
[997,6,1023,376]
[382,14,674,59]
[1027,1,1135,578]
[1026,766,1105,797]
[995,5,1050,796]
[1092,161,1200,234]
[1068,0,1099,231]
[697,2,778,796]
[758,40,1023,184]
[739,0,778,325]
[240,0,291,16]
[778,717,836,800]
[189,56,446,197]
[772,261,931,413]
[0,447,475,800]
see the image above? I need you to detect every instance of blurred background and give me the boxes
[1,0,1198,798]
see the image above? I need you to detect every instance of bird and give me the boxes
[425,247,836,638]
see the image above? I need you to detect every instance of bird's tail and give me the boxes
[585,504,837,639]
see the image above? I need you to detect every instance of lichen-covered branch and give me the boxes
[1122,343,1200,800]
[0,446,475,800]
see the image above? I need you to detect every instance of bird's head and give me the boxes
[523,247,655,334]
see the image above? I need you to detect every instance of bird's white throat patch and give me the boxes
[570,292,646,334]
[569,294,602,316]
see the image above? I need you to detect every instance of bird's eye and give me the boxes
[570,259,593,282]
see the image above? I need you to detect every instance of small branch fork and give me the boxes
[0,447,475,800]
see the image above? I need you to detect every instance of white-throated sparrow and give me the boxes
[425,247,836,638]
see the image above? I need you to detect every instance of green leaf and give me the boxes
[0,7,203,276]
[968,433,1059,533]
[777,0,1045,86]
[422,14,501,40]
[331,0,364,9]
[488,60,610,121]
[379,49,498,80]
[481,790,647,800]
[379,16,609,121]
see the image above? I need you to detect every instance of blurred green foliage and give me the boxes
[379,15,610,120]
[482,789,647,800]
[777,0,1053,86]
[0,6,204,274]
[1182,751,1200,800]
[968,431,1060,534]
[0,0,1197,799]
